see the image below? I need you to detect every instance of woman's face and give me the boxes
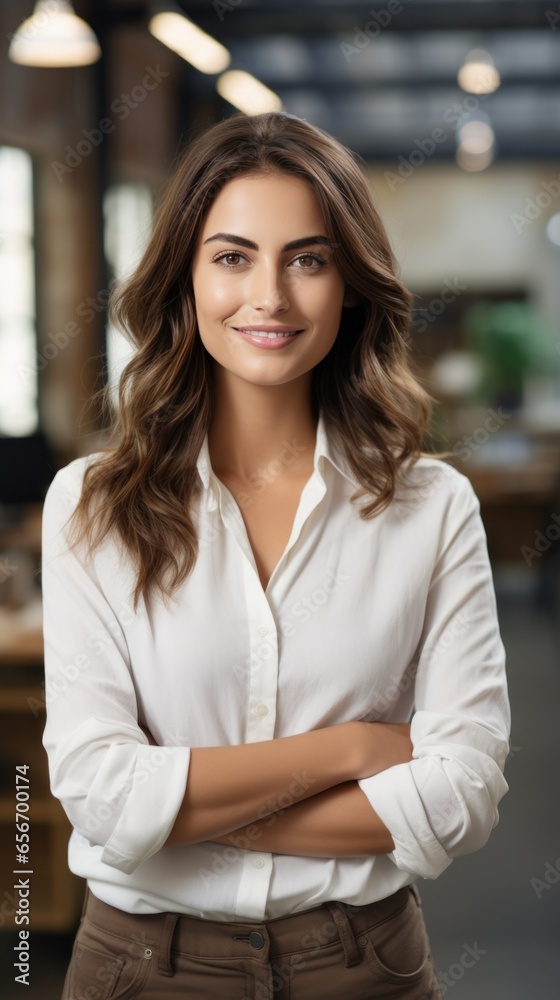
[191,171,350,390]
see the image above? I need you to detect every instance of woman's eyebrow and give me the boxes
[202,232,334,252]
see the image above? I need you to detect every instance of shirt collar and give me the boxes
[313,410,358,487]
[196,409,358,512]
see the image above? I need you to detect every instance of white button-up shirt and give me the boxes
[41,410,510,920]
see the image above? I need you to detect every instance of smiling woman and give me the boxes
[41,111,510,1000]
[187,170,356,588]
[64,110,437,609]
[192,175,348,361]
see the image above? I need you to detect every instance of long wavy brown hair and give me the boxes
[66,110,447,613]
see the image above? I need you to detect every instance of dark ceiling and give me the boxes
[95,0,560,160]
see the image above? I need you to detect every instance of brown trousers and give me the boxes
[61,883,443,999]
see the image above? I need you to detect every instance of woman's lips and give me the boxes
[232,327,305,349]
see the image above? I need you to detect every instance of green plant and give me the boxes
[463,300,554,406]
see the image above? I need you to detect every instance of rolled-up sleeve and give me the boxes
[358,470,510,879]
[41,464,191,875]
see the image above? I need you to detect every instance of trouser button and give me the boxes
[232,931,265,949]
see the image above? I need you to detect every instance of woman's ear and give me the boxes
[343,287,360,308]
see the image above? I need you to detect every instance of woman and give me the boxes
[41,111,510,1000]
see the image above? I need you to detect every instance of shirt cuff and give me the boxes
[358,762,453,880]
[99,745,191,874]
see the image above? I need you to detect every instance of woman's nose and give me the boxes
[248,263,290,313]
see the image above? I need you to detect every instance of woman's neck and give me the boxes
[207,376,318,483]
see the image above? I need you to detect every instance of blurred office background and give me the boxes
[0,0,559,996]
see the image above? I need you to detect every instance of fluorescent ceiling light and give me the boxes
[149,12,230,74]
[216,71,282,114]
[8,1,101,67]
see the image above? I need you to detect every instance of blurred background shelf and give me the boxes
[0,633,84,935]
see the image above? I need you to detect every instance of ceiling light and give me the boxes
[8,1,101,68]
[456,146,494,172]
[457,49,500,95]
[149,12,230,74]
[216,71,282,114]
[458,120,495,155]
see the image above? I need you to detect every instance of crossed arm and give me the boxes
[211,781,396,857]
[140,721,411,857]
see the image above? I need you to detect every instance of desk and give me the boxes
[451,433,560,625]
[451,436,560,564]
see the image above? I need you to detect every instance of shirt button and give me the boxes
[257,626,268,637]
[256,703,269,717]
[251,857,265,869]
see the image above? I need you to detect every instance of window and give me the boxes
[0,147,37,435]
[103,183,153,408]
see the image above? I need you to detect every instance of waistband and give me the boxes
[81,883,420,978]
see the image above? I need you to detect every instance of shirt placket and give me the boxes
[215,473,327,919]
[211,487,273,917]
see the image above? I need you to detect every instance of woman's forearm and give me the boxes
[211,781,395,857]
[162,723,361,847]
[139,720,410,849]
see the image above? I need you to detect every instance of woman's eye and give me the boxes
[215,252,244,267]
[293,254,326,269]
[213,251,326,269]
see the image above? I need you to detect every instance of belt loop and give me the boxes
[157,912,180,977]
[409,882,422,907]
[326,903,361,968]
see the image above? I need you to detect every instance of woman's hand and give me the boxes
[351,721,413,779]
